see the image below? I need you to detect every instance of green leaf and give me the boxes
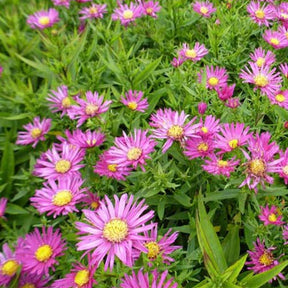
[157,197,166,220]
[5,203,29,215]
[0,113,31,120]
[222,226,240,266]
[222,255,248,283]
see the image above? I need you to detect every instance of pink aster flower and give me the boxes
[246,238,285,282]
[205,66,228,90]
[107,129,156,171]
[259,205,284,226]
[30,176,86,218]
[47,85,73,117]
[33,143,85,180]
[263,30,288,49]
[267,90,288,109]
[184,137,215,159]
[141,1,161,18]
[171,56,185,68]
[75,194,155,270]
[239,62,282,97]
[120,90,148,112]
[247,1,276,26]
[215,84,235,101]
[278,148,288,184]
[192,1,216,18]
[79,3,107,20]
[18,273,50,288]
[119,269,178,288]
[27,9,59,30]
[51,258,97,288]
[277,3,288,27]
[112,3,143,27]
[0,244,20,287]
[52,0,71,8]
[279,63,288,78]
[76,0,91,2]
[64,129,105,149]
[16,226,66,276]
[216,123,252,153]
[179,42,208,62]
[150,108,200,153]
[69,91,112,127]
[197,115,220,139]
[0,198,7,219]
[16,117,52,148]
[283,225,288,245]
[225,97,240,109]
[202,154,240,177]
[81,191,101,210]
[278,25,288,41]
[198,102,207,114]
[249,47,276,68]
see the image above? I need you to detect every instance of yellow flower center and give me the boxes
[127,101,138,110]
[62,97,71,108]
[127,147,142,161]
[249,159,266,176]
[275,94,285,103]
[254,74,268,87]
[201,126,208,133]
[145,241,160,259]
[123,10,133,19]
[167,125,184,139]
[268,213,277,222]
[185,49,197,59]
[21,284,36,288]
[197,142,209,152]
[107,164,117,172]
[282,165,288,175]
[103,219,128,243]
[91,201,99,209]
[53,190,73,206]
[270,38,279,46]
[259,252,274,266]
[218,160,228,167]
[255,9,265,19]
[146,7,153,14]
[85,104,99,116]
[38,16,50,26]
[89,7,98,14]
[228,139,238,149]
[208,77,219,86]
[281,13,288,20]
[256,57,265,68]
[74,269,90,286]
[30,128,42,139]
[200,6,208,14]
[55,159,71,174]
[35,244,53,262]
[1,260,19,276]
[86,139,97,146]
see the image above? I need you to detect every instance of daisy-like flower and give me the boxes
[263,30,288,49]
[0,244,20,287]
[120,90,148,112]
[30,176,86,218]
[184,137,215,159]
[202,154,240,177]
[198,102,207,114]
[79,3,107,20]
[279,63,288,78]
[197,115,220,139]
[16,226,66,276]
[246,238,285,281]
[239,132,282,192]
[277,3,288,27]
[18,273,50,288]
[205,66,228,90]
[0,198,7,219]
[259,205,285,226]
[81,191,101,210]
[16,117,52,148]
[52,0,71,8]
[33,143,85,180]
[192,1,216,18]
[108,129,156,171]
[119,269,178,288]
[64,129,105,149]
[215,84,235,101]
[51,257,97,288]
[76,194,155,270]
[112,3,143,27]
[278,148,288,184]
[94,150,132,180]
[141,1,161,18]
[150,108,200,153]
[239,62,282,97]
[47,85,73,117]
[247,1,275,26]
[69,91,112,127]
[27,9,59,30]
[178,42,208,62]
[249,47,276,68]
[278,25,288,41]
[267,90,288,109]
[216,123,252,153]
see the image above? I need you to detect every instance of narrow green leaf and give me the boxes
[222,226,240,266]
[5,203,29,215]
[222,255,248,283]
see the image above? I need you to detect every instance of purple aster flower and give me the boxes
[52,0,71,8]
[16,117,52,148]
[81,191,101,210]
[267,90,288,109]
[198,102,207,114]
[205,66,228,90]
[75,194,155,270]
[279,63,288,78]
[178,42,208,62]
[263,29,288,49]
[192,1,216,18]
[140,1,161,18]
[171,56,185,67]
[184,136,215,159]
[259,205,285,226]
[283,225,288,245]
[18,273,50,288]
[0,198,7,219]
[16,226,66,276]
[278,148,288,184]
[249,47,276,68]
[79,3,107,20]
[120,90,149,112]
[225,97,240,109]
[197,115,220,139]
[277,3,288,27]
[27,8,59,30]
[247,1,276,26]
[215,84,236,101]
